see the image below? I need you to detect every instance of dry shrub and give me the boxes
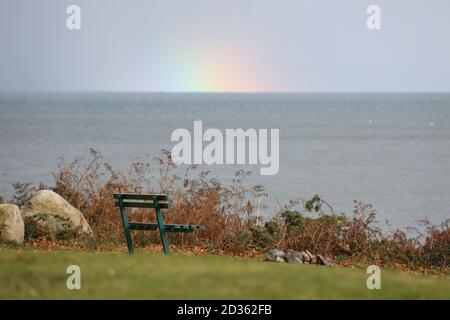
[419,219,450,268]
[247,195,448,271]
[145,152,267,253]
[50,148,135,243]
[10,148,449,272]
[15,148,263,252]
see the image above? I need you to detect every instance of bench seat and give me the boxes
[129,222,206,232]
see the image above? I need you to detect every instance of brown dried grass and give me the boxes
[9,148,449,273]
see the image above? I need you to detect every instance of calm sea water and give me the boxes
[1,92,449,228]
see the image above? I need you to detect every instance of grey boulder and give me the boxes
[285,249,304,264]
[317,254,335,266]
[21,190,93,239]
[0,204,24,245]
[300,251,311,263]
[265,249,285,262]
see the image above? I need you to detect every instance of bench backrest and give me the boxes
[113,193,170,209]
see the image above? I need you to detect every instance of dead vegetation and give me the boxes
[8,148,449,274]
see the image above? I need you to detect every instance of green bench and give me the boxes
[113,193,205,254]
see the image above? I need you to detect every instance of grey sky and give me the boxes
[1,0,449,92]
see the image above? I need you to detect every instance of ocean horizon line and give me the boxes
[2,90,450,95]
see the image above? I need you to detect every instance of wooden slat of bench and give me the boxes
[129,223,159,231]
[128,222,205,232]
[113,193,168,201]
[166,224,206,232]
[114,201,170,209]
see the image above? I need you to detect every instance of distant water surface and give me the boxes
[1,92,449,228]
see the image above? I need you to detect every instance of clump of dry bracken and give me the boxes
[8,148,449,273]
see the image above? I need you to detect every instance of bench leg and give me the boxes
[155,206,170,254]
[119,205,134,254]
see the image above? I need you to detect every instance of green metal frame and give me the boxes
[113,193,205,254]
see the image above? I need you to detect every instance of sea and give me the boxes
[1,92,449,229]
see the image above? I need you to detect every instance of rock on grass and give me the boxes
[0,204,24,245]
[21,190,92,239]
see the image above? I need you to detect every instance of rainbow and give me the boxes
[150,46,272,92]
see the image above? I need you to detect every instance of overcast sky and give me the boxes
[1,0,449,92]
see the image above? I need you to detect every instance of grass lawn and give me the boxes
[0,250,449,299]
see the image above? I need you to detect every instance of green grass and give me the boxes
[0,250,449,299]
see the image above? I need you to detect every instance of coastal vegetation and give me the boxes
[4,148,449,274]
